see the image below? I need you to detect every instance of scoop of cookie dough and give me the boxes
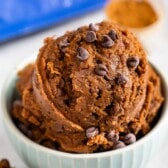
[12,21,164,153]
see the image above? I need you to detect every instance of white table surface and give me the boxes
[0,2,168,168]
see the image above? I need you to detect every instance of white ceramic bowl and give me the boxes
[1,55,168,168]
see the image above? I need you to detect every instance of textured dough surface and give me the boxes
[12,21,164,153]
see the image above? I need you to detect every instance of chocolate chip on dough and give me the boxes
[77,47,89,61]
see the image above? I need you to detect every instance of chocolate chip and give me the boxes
[116,74,128,85]
[124,133,136,145]
[127,57,140,68]
[18,123,33,139]
[112,141,126,150]
[89,23,99,31]
[86,127,99,138]
[0,159,10,168]
[59,37,69,48]
[59,78,65,88]
[102,35,114,48]
[95,64,108,76]
[108,30,118,41]
[77,47,89,61]
[85,31,97,43]
[106,131,119,142]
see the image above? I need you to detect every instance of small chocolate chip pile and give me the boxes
[0,159,12,168]
[86,127,136,150]
[12,21,164,153]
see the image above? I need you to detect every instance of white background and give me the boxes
[0,1,168,167]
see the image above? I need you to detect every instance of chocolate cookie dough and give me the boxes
[12,21,164,153]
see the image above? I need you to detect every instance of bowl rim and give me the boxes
[1,53,168,159]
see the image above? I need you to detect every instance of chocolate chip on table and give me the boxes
[86,127,99,138]
[77,47,89,61]
[95,64,109,76]
[127,57,140,68]
[85,31,97,43]
[116,74,128,85]
[106,131,119,143]
[0,159,10,168]
[108,30,118,41]
[112,141,126,150]
[89,23,99,31]
[102,35,114,48]
[124,133,136,145]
